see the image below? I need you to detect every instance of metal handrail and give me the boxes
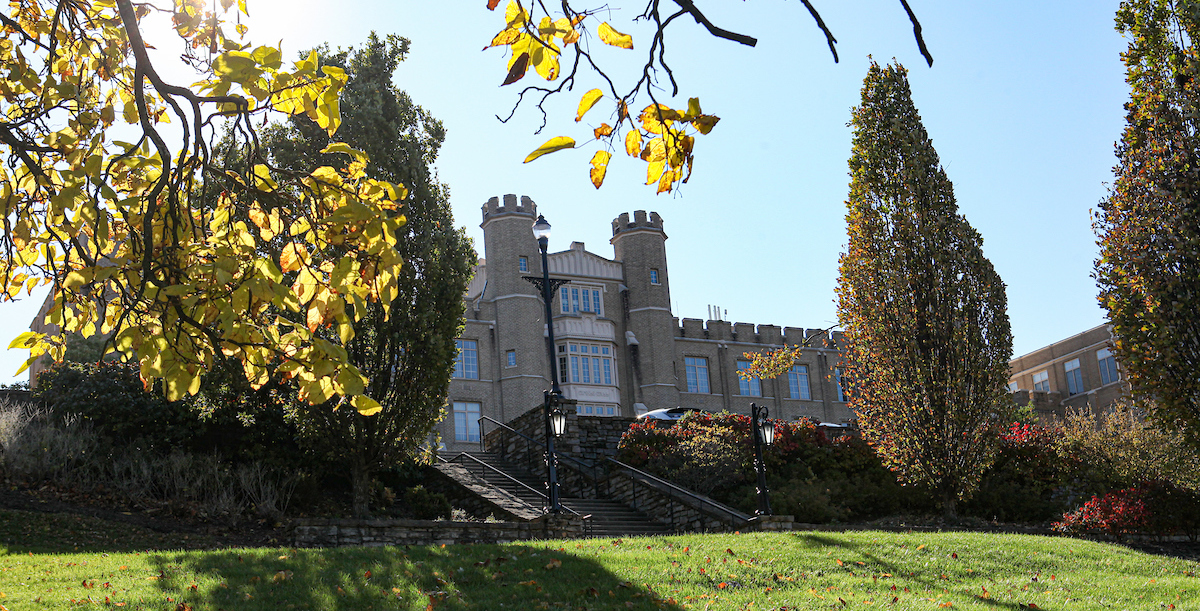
[448,452,547,502]
[478,416,602,500]
[478,416,598,473]
[605,457,751,527]
[446,452,587,520]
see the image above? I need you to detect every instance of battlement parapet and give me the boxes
[612,210,664,236]
[674,320,839,348]
[482,194,537,224]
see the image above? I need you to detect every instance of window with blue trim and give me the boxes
[1065,358,1083,395]
[560,285,603,315]
[787,364,811,400]
[1098,348,1119,385]
[737,360,762,396]
[518,256,528,272]
[560,341,615,385]
[685,357,710,393]
[453,401,481,442]
[453,339,478,379]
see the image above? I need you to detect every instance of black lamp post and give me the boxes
[529,214,567,513]
[749,402,775,516]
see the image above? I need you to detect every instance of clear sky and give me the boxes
[0,0,1128,384]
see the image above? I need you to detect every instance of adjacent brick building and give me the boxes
[441,195,852,451]
[1007,323,1127,419]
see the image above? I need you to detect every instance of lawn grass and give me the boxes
[0,509,1197,610]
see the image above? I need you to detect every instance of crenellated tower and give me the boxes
[479,194,548,421]
[611,211,680,412]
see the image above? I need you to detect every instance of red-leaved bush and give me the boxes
[1052,485,1150,536]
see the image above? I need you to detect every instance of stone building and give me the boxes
[1007,323,1127,419]
[440,194,852,451]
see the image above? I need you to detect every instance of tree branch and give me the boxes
[668,0,757,47]
[898,0,933,67]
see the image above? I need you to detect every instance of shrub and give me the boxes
[1054,400,1200,495]
[962,421,1070,522]
[405,485,452,520]
[1053,485,1151,537]
[617,412,928,522]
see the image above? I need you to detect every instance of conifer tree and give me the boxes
[1096,0,1200,445]
[837,61,1013,518]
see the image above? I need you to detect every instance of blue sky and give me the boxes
[0,0,1127,383]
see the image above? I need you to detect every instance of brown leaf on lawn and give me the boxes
[544,559,562,570]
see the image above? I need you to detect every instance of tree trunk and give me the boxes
[351,460,371,518]
[942,489,958,522]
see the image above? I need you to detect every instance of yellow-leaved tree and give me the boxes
[485,0,933,193]
[2,0,405,413]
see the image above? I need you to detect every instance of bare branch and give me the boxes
[668,0,757,47]
[799,0,838,63]
[898,0,933,67]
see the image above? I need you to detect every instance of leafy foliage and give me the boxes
[1096,0,1200,446]
[617,412,928,521]
[259,34,476,516]
[2,0,405,411]
[482,0,931,193]
[837,61,1014,517]
[1053,400,1200,495]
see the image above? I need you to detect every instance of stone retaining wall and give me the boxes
[294,514,585,547]
[603,469,749,533]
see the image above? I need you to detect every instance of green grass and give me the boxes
[1,509,1197,610]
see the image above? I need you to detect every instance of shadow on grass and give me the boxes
[0,509,217,554]
[148,542,687,611]
[787,532,1040,610]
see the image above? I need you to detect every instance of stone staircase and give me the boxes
[438,451,673,538]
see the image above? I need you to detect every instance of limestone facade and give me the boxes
[440,194,852,452]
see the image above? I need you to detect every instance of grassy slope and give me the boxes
[0,509,1196,610]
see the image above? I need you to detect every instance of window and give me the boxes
[1032,370,1049,392]
[518,256,528,272]
[1007,382,1019,393]
[835,367,847,402]
[787,364,811,400]
[737,360,762,396]
[559,341,615,385]
[650,269,660,285]
[685,357,710,393]
[579,404,618,417]
[453,401,481,442]
[1065,358,1083,395]
[506,350,516,368]
[1098,348,1119,385]
[560,285,603,315]
[453,339,478,379]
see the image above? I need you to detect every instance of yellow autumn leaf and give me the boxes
[352,394,383,416]
[576,88,603,122]
[598,22,633,49]
[524,136,576,163]
[589,150,611,189]
[625,130,642,157]
[593,123,613,139]
[280,242,307,272]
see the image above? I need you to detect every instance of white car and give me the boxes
[637,407,706,421]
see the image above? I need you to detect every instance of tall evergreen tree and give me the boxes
[837,61,1013,518]
[1096,0,1200,445]
[264,34,476,516]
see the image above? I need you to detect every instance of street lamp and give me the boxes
[526,214,568,513]
[749,403,774,516]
